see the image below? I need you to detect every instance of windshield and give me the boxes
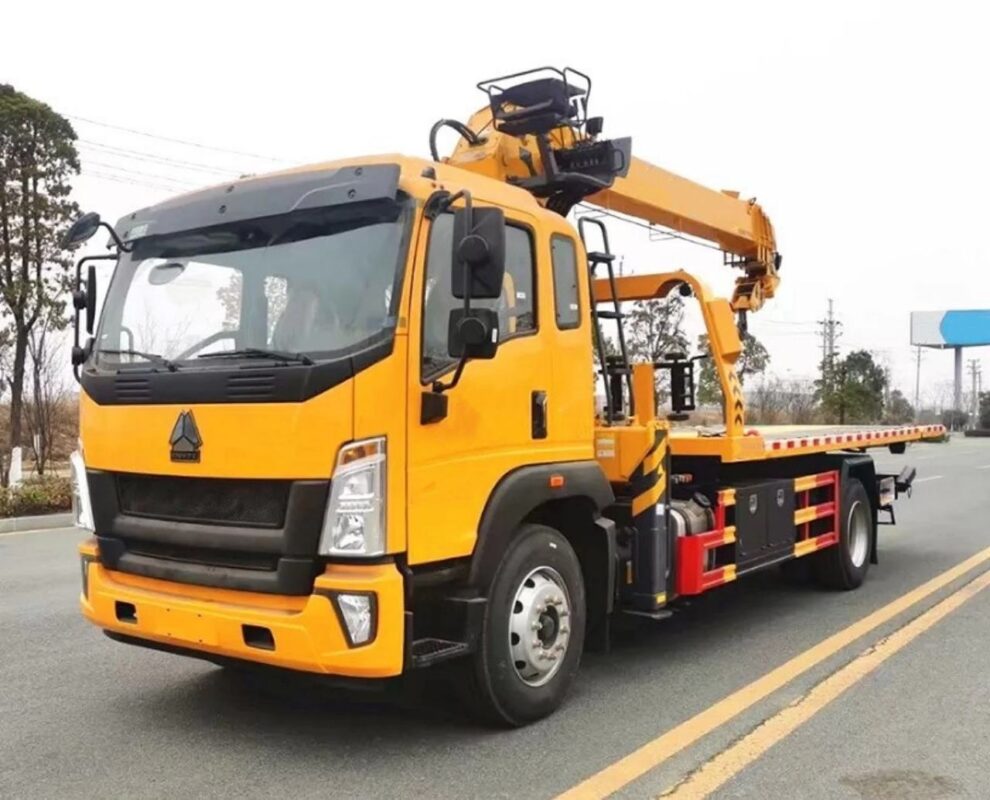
[94,196,413,366]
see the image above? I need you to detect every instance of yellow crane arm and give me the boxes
[588,158,779,312]
[446,107,780,312]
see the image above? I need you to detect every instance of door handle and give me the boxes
[531,390,548,439]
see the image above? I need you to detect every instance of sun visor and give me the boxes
[115,163,401,244]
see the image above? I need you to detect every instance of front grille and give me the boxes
[124,540,279,572]
[115,474,290,528]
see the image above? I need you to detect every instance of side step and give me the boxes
[410,638,470,668]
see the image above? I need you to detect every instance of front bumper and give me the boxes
[78,539,405,678]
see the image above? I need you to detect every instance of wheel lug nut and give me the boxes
[560,627,570,635]
[532,638,541,647]
[559,609,570,617]
[531,621,541,630]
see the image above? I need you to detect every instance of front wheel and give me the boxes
[814,477,872,590]
[463,524,586,726]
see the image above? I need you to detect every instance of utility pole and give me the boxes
[954,347,963,418]
[818,300,841,382]
[914,346,922,420]
[980,367,985,428]
[818,299,842,420]
[968,358,980,428]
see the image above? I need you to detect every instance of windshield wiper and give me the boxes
[197,347,314,366]
[100,348,178,372]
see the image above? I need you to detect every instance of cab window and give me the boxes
[550,234,581,329]
[421,214,536,379]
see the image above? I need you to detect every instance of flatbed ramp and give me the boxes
[670,423,946,462]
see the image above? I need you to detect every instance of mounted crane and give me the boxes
[66,66,941,727]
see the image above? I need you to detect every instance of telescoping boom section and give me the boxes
[589,158,779,313]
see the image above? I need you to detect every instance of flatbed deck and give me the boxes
[669,423,946,462]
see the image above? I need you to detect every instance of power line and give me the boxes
[67,113,288,163]
[79,139,242,176]
[573,203,724,252]
[82,160,201,189]
[757,318,818,327]
[82,170,185,194]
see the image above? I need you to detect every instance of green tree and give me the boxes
[979,391,990,429]
[0,85,79,477]
[623,296,688,403]
[820,350,887,423]
[696,330,770,406]
[884,388,914,424]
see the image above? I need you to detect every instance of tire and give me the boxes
[814,477,872,590]
[461,524,586,727]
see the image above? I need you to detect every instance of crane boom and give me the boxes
[588,158,779,312]
[444,67,780,312]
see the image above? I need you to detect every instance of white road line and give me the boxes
[0,526,73,538]
[914,475,944,483]
[977,465,990,470]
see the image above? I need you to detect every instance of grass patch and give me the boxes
[0,476,72,518]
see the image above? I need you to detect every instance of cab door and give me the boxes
[406,208,573,565]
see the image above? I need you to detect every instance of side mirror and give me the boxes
[71,342,89,367]
[85,264,97,334]
[63,212,102,248]
[448,308,499,360]
[451,206,505,300]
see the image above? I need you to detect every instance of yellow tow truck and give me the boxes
[67,67,942,725]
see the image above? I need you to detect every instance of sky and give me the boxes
[3,0,988,408]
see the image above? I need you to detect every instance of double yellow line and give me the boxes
[557,545,990,800]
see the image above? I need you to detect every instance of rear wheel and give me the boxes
[815,478,872,590]
[462,524,586,726]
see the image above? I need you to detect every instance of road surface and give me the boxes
[2,438,989,799]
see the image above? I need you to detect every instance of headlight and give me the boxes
[70,450,94,531]
[319,437,386,557]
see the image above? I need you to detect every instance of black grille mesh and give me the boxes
[116,474,290,528]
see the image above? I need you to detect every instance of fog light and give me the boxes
[333,592,376,647]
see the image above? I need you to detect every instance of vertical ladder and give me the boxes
[578,216,634,423]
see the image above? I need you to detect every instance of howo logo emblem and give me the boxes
[169,410,202,463]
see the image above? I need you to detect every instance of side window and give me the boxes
[551,235,581,329]
[421,215,536,378]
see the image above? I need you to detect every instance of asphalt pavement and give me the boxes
[2,437,989,799]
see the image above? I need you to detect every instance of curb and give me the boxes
[0,512,74,534]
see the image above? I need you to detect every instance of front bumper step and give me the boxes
[410,638,470,668]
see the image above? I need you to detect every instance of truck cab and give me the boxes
[74,155,613,719]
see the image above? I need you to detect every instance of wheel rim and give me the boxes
[508,566,572,687]
[847,499,870,568]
